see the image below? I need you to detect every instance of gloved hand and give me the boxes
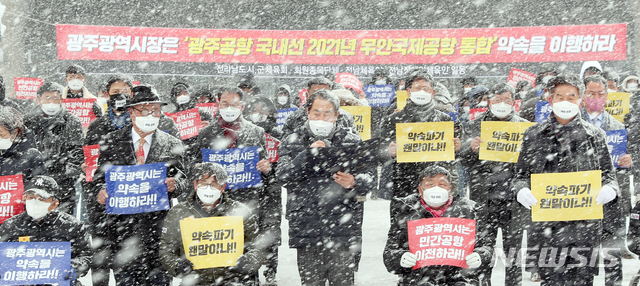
[517,188,538,209]
[175,259,194,276]
[64,268,76,280]
[466,252,482,269]
[232,255,258,274]
[596,185,617,205]
[400,252,417,268]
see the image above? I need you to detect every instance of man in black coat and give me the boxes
[0,105,47,184]
[90,85,188,286]
[0,175,92,285]
[277,89,374,286]
[514,74,619,285]
[24,82,84,215]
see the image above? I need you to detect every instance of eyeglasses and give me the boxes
[134,107,162,117]
[219,102,242,109]
[197,183,223,189]
[490,97,514,105]
[410,85,433,92]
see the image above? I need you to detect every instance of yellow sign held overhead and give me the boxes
[396,122,455,163]
[479,121,535,163]
[341,106,371,141]
[179,216,244,269]
[605,92,630,122]
[531,170,603,222]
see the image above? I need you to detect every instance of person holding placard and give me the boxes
[277,89,374,286]
[0,175,92,285]
[90,85,188,286]
[459,82,530,285]
[159,162,262,285]
[383,166,491,285]
[379,69,461,200]
[514,74,619,285]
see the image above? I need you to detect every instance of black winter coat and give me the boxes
[0,128,47,184]
[281,106,356,139]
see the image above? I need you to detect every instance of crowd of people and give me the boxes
[0,61,640,286]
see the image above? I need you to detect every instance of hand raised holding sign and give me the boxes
[400,252,417,268]
[453,138,461,152]
[470,137,482,153]
[465,252,482,268]
[619,154,632,168]
[98,189,108,205]
[388,142,397,158]
[310,140,326,148]
[166,178,176,193]
[596,185,617,205]
[333,172,355,189]
[256,159,271,174]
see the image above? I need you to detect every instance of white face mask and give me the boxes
[519,91,528,98]
[197,185,222,205]
[68,79,84,90]
[542,75,554,85]
[422,186,450,208]
[97,97,108,105]
[220,107,242,122]
[410,90,432,105]
[375,79,387,85]
[607,89,617,93]
[628,83,638,91]
[250,112,267,122]
[176,95,191,105]
[277,96,288,105]
[477,101,488,108]
[25,199,52,220]
[463,87,472,93]
[552,100,581,120]
[41,103,61,116]
[308,120,334,137]
[490,102,512,119]
[0,137,13,150]
[135,115,160,133]
[462,106,470,113]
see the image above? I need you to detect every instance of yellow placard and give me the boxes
[397,90,408,110]
[341,106,371,140]
[179,216,244,269]
[605,92,630,122]
[396,122,454,163]
[531,170,603,222]
[18,236,30,242]
[479,121,535,163]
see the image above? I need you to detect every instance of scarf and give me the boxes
[109,107,130,130]
[217,116,242,148]
[420,196,454,218]
[403,98,437,121]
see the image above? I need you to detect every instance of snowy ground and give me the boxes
[80,189,640,286]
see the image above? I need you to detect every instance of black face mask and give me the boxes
[109,93,129,112]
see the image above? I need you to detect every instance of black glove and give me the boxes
[232,255,257,274]
[175,259,194,276]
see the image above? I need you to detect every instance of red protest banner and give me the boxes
[407,217,476,269]
[196,102,218,117]
[83,145,100,182]
[165,108,202,140]
[336,73,363,94]
[13,77,44,100]
[507,68,537,88]
[265,133,280,163]
[0,175,25,224]
[63,98,98,128]
[469,108,487,120]
[56,24,627,64]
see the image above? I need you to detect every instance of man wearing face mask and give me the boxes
[383,166,491,285]
[159,162,263,285]
[459,82,529,285]
[24,82,83,216]
[90,85,188,286]
[0,175,92,285]
[514,74,619,286]
[168,81,213,127]
[380,69,462,200]
[460,75,477,100]
[281,77,356,138]
[273,84,297,110]
[62,64,103,118]
[277,89,373,286]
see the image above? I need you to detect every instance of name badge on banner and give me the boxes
[341,106,371,140]
[265,133,280,163]
[407,217,476,269]
[606,129,627,169]
[180,216,244,269]
[396,122,454,163]
[0,242,71,286]
[105,163,170,214]
[0,175,24,224]
[531,170,603,222]
[196,103,218,117]
[396,90,408,110]
[83,145,99,182]
[165,108,203,140]
[479,121,535,163]
[62,98,97,128]
[277,108,298,130]
[605,92,631,122]
[468,108,487,120]
[202,147,262,189]
[364,85,394,107]
[535,101,552,123]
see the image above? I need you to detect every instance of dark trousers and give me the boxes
[296,243,356,286]
[540,267,595,286]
